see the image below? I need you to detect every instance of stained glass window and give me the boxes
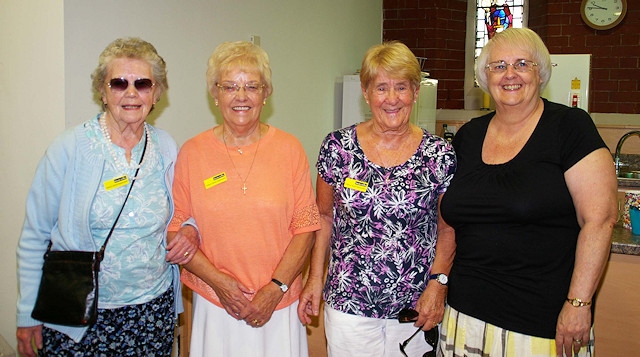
[475,1,526,58]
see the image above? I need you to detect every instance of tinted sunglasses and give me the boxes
[108,78,154,92]
[398,308,438,357]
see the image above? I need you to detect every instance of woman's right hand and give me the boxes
[297,275,323,325]
[166,225,199,265]
[17,325,42,357]
[210,272,254,320]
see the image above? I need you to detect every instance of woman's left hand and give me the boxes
[241,282,284,328]
[555,304,591,357]
[166,225,199,265]
[414,280,447,331]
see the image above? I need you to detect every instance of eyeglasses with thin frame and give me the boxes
[373,83,414,97]
[485,59,538,73]
[398,308,438,357]
[108,78,154,93]
[216,82,265,95]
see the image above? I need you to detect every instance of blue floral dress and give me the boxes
[317,125,456,319]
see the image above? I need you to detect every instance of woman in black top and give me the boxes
[439,28,617,357]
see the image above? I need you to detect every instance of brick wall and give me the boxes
[383,0,640,114]
[383,0,467,109]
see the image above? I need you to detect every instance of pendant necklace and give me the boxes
[222,125,262,195]
[100,114,150,178]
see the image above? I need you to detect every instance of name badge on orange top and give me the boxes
[104,175,129,191]
[344,177,368,192]
[204,172,227,189]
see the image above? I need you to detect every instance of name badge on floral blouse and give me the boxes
[104,175,129,191]
[344,177,368,192]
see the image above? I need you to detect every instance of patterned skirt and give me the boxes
[438,305,594,357]
[40,285,175,357]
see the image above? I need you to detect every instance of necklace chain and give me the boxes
[99,114,150,178]
[222,125,262,195]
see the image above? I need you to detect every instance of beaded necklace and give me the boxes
[99,114,150,178]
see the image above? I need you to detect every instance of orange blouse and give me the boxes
[169,125,320,310]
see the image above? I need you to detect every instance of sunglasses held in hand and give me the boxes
[398,308,438,357]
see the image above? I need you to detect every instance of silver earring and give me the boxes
[215,100,219,106]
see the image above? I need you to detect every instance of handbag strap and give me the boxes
[98,126,149,260]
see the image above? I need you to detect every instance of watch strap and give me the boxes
[566,297,591,307]
[428,273,448,285]
[271,278,288,292]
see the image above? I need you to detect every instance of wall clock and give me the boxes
[580,0,627,30]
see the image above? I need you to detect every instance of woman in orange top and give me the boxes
[168,41,320,357]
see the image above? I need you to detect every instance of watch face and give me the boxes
[430,273,448,285]
[582,0,626,29]
[571,299,581,307]
[437,274,448,285]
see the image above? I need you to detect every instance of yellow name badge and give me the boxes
[104,175,130,191]
[344,177,368,192]
[204,172,227,189]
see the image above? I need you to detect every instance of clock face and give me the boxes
[581,0,627,30]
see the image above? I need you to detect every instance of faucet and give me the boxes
[615,131,640,176]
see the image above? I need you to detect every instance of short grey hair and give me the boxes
[475,28,551,93]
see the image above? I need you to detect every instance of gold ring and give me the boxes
[184,251,190,257]
[253,319,258,324]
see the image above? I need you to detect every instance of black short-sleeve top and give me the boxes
[440,99,608,338]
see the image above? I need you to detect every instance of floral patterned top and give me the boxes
[317,124,456,319]
[87,118,172,307]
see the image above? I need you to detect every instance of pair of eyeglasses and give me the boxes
[398,308,438,357]
[108,78,154,92]
[485,59,538,73]
[216,82,265,95]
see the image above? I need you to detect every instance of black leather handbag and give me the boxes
[31,133,147,326]
[31,248,103,326]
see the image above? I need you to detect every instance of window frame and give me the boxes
[464,1,528,109]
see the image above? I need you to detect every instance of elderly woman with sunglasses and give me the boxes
[167,41,320,356]
[16,37,197,357]
[439,28,617,357]
[298,41,457,357]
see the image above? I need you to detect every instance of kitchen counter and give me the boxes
[611,223,640,255]
[617,177,640,188]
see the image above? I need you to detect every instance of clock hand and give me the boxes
[588,1,607,10]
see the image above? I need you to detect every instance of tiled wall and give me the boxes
[382,0,640,114]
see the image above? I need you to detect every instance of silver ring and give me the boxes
[184,251,190,257]
[574,339,582,344]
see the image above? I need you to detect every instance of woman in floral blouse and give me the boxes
[298,41,457,356]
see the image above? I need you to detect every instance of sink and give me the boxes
[619,171,640,179]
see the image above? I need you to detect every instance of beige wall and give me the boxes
[0,0,382,351]
[0,0,66,348]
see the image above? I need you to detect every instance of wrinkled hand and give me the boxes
[414,281,447,331]
[17,325,43,357]
[241,283,283,328]
[297,276,323,325]
[555,304,591,357]
[210,272,255,320]
[166,225,199,265]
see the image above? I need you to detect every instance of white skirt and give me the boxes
[189,292,309,357]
